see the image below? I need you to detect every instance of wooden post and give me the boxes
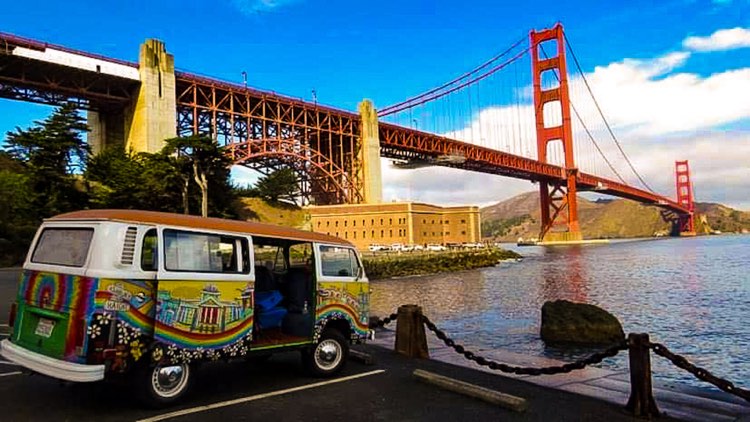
[394,304,429,359]
[625,333,660,417]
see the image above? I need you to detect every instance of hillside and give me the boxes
[481,192,750,241]
[233,197,310,230]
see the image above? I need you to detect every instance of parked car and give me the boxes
[426,244,447,251]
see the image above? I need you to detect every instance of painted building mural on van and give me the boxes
[152,281,255,362]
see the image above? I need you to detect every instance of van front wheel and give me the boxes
[302,329,349,377]
[138,362,192,407]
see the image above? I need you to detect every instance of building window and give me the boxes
[371,219,374,225]
[380,218,383,225]
[326,221,330,227]
[389,229,393,237]
[446,232,450,235]
[431,220,435,224]
[461,231,466,235]
[317,222,321,227]
[380,230,384,237]
[335,221,339,227]
[354,231,357,239]
[432,232,435,236]
[363,219,365,226]
[353,220,356,227]
[461,220,466,224]
[363,231,366,239]
[389,218,392,225]
[344,221,348,227]
[372,230,375,238]
[423,232,427,236]
[336,232,339,237]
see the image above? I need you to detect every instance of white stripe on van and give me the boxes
[138,369,386,422]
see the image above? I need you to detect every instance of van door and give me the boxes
[314,244,370,342]
[153,228,254,363]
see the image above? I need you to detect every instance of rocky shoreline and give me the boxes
[362,248,522,280]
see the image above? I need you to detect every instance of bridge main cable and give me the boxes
[378,36,528,117]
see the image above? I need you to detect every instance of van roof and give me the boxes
[50,209,352,246]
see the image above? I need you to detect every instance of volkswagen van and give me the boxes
[1,210,371,405]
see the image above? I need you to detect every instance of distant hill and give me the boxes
[481,191,750,240]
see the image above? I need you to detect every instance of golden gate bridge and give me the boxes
[0,23,695,241]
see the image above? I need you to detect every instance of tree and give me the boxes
[4,103,89,217]
[161,135,234,217]
[254,168,299,203]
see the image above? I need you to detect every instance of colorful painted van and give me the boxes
[0,210,370,405]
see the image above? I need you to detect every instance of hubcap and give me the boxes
[314,339,342,371]
[151,364,189,398]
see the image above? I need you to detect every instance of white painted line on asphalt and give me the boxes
[0,371,22,377]
[137,369,386,422]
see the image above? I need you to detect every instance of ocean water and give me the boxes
[369,235,750,390]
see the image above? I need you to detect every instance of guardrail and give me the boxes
[371,305,750,417]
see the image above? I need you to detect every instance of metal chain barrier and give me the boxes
[421,314,627,375]
[369,312,399,329]
[650,342,750,403]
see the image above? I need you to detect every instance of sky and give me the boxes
[0,0,748,209]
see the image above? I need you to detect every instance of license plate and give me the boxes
[35,318,55,338]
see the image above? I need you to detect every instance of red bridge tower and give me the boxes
[675,160,696,235]
[530,24,582,242]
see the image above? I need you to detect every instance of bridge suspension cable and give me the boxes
[563,33,655,193]
[378,36,529,117]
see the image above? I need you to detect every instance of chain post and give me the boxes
[394,304,429,359]
[625,333,660,417]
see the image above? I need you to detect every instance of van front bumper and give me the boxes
[0,339,104,382]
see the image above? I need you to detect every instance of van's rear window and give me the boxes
[31,228,94,267]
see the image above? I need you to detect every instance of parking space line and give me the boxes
[137,369,386,422]
[0,371,22,377]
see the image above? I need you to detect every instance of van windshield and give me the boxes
[31,228,94,267]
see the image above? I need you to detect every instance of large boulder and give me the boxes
[540,300,625,345]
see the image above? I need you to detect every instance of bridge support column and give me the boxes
[675,160,696,236]
[358,99,383,204]
[125,39,177,153]
[531,24,582,243]
[87,39,176,155]
[87,109,126,155]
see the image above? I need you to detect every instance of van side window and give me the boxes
[141,229,158,271]
[163,229,248,273]
[31,228,94,267]
[320,246,359,277]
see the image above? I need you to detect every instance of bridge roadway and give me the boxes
[0,31,689,216]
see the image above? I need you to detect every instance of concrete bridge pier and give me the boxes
[88,39,176,155]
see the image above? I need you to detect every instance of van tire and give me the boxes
[137,362,192,407]
[302,329,349,377]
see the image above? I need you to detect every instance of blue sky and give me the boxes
[1,0,749,208]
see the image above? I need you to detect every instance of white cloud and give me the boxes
[230,0,301,14]
[683,27,750,52]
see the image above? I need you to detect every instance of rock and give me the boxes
[540,300,625,345]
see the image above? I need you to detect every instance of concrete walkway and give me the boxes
[368,328,750,421]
